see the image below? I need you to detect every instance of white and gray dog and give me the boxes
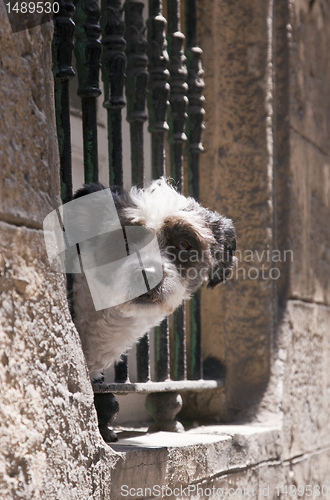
[72,178,236,380]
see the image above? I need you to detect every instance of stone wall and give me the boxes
[182,0,330,489]
[0,9,117,499]
[183,0,330,419]
[277,0,330,464]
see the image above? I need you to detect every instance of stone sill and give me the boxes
[109,421,282,499]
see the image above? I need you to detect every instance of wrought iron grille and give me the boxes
[52,0,223,440]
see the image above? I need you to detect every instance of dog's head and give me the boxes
[73,178,236,316]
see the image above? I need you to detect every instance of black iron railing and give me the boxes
[52,0,221,441]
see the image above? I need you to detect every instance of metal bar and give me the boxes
[52,0,76,204]
[154,320,169,381]
[107,110,124,186]
[129,122,145,187]
[124,0,148,188]
[185,0,205,380]
[147,0,170,175]
[167,0,187,381]
[52,0,76,314]
[101,0,127,186]
[136,334,150,382]
[167,0,187,191]
[81,97,100,183]
[189,288,202,379]
[101,0,128,379]
[115,353,129,382]
[56,82,74,203]
[147,0,170,381]
[73,0,102,184]
[172,303,186,380]
[124,0,150,379]
[185,18,204,201]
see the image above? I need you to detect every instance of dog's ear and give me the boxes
[74,182,130,210]
[206,212,236,289]
[73,182,106,199]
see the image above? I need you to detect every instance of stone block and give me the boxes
[289,131,330,305]
[0,9,61,228]
[281,301,330,459]
[289,0,330,156]
[0,221,116,498]
[110,445,168,500]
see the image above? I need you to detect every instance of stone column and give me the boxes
[182,0,275,419]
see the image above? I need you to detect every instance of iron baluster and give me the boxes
[52,0,76,204]
[52,0,77,316]
[74,0,102,184]
[136,334,150,383]
[167,0,188,192]
[146,0,170,382]
[167,0,187,381]
[101,0,129,383]
[101,0,126,187]
[147,0,170,177]
[114,353,129,382]
[189,288,202,379]
[171,303,186,381]
[185,0,205,380]
[124,0,148,187]
[125,0,150,380]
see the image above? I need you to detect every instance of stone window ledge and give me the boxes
[109,421,282,499]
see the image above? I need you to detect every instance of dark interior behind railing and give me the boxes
[52,0,222,441]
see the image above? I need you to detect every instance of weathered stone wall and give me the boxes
[184,0,330,419]
[182,0,330,487]
[277,0,330,463]
[287,0,330,305]
[0,10,117,499]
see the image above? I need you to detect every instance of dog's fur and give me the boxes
[72,178,236,379]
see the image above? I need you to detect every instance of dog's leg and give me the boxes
[93,393,119,442]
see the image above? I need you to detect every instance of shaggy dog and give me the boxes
[72,178,236,380]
